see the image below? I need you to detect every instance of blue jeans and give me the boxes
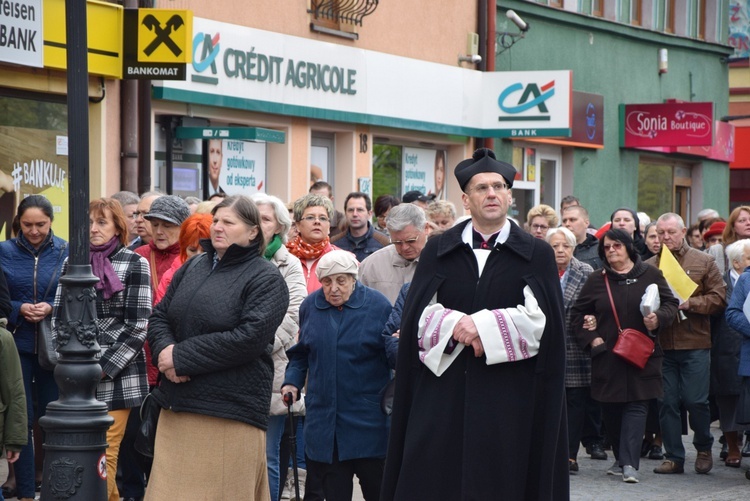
[659,349,714,464]
[266,415,286,501]
[16,353,59,499]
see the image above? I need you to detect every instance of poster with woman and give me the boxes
[401,147,446,200]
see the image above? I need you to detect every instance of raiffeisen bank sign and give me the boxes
[154,17,572,139]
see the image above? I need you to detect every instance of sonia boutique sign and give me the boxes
[620,102,713,148]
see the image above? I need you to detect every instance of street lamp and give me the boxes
[39,0,114,499]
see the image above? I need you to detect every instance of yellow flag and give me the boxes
[658,246,698,303]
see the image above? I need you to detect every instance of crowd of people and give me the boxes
[1,151,750,500]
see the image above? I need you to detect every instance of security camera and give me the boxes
[458,54,482,64]
[507,10,529,32]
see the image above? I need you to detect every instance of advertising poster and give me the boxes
[205,139,267,197]
[0,126,69,241]
[401,147,446,199]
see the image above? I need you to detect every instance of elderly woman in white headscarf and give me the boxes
[281,250,392,501]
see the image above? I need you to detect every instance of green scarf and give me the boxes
[264,234,283,260]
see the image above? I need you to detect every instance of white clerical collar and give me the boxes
[461,219,511,247]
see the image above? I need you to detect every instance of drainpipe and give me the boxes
[483,0,496,149]
[137,0,153,194]
[120,0,138,192]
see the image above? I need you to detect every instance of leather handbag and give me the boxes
[37,243,68,371]
[604,274,654,370]
[134,392,161,470]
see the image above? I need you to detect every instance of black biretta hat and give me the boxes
[454,148,517,192]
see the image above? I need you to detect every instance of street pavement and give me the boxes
[6,422,748,500]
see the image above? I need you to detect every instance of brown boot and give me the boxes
[726,431,742,467]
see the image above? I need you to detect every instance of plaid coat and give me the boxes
[561,257,593,387]
[54,246,151,410]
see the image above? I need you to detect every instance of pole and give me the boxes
[39,1,114,499]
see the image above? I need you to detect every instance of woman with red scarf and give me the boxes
[286,193,341,293]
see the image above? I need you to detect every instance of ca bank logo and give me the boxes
[497,80,555,121]
[191,32,221,85]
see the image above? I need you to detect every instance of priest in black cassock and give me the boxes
[381,148,569,500]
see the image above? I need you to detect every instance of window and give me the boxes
[696,0,706,40]
[631,0,642,26]
[665,0,675,33]
[593,0,604,17]
[372,143,403,203]
[638,162,673,220]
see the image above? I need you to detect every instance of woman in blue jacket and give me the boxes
[282,250,392,501]
[0,195,67,501]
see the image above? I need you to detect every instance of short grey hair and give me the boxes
[184,196,201,206]
[251,193,293,243]
[386,203,426,232]
[656,212,685,230]
[726,239,750,267]
[545,227,576,248]
[292,193,334,222]
[140,190,163,200]
[697,208,720,220]
[111,190,139,206]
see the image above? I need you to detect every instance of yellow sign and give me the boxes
[137,9,192,64]
[43,0,124,79]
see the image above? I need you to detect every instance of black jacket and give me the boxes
[574,233,602,271]
[148,240,289,430]
[711,272,743,396]
[382,220,569,501]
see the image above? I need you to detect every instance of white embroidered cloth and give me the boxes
[417,285,546,376]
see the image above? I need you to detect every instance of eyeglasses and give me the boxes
[390,236,421,247]
[300,215,330,223]
[603,242,624,252]
[469,182,509,196]
[132,211,146,220]
[531,224,549,231]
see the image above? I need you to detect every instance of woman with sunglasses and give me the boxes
[571,228,677,484]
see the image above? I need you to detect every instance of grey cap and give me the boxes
[145,195,191,226]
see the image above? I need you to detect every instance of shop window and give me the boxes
[311,134,335,188]
[372,143,402,202]
[638,162,673,220]
[0,93,68,240]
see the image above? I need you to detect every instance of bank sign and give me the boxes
[155,18,572,138]
[620,102,713,147]
[0,0,42,68]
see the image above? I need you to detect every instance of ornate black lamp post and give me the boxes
[39,0,114,499]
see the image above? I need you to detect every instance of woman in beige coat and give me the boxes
[252,194,307,501]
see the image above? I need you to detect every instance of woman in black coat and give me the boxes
[572,229,678,483]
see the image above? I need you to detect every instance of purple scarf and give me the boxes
[90,237,125,300]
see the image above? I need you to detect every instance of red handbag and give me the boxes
[604,274,654,369]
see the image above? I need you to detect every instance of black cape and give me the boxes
[381,220,569,501]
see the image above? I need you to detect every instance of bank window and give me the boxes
[0,92,68,241]
[372,143,402,203]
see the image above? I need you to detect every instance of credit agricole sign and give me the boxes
[154,17,572,139]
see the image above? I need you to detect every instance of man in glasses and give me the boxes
[358,203,429,305]
[128,191,163,251]
[382,148,569,500]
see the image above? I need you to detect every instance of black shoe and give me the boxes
[721,440,729,460]
[569,459,579,473]
[648,445,664,460]
[589,442,608,460]
[641,439,651,458]
[743,439,750,458]
[1,486,17,499]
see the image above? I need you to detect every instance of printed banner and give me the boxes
[0,126,69,241]
[401,147,446,199]
[206,139,266,197]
